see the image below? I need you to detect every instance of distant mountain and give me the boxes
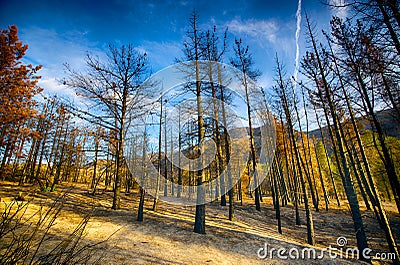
[308,109,400,139]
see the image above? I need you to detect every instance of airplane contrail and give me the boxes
[293,0,302,93]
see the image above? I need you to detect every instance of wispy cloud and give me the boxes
[225,17,297,92]
[225,17,297,59]
[38,77,77,100]
[19,27,101,101]
[21,27,98,72]
[329,0,349,18]
[226,18,279,44]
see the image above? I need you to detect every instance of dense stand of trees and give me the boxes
[1,1,399,263]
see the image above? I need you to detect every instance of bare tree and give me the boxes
[302,15,369,257]
[64,44,150,210]
[273,58,315,245]
[231,39,262,211]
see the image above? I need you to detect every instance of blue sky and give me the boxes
[0,0,346,100]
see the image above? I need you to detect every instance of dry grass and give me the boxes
[0,181,399,264]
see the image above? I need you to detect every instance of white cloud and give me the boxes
[329,0,349,19]
[18,27,104,104]
[226,18,279,44]
[38,77,75,98]
[21,27,98,74]
[225,17,296,62]
[258,74,274,91]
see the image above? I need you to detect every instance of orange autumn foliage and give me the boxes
[0,25,43,146]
